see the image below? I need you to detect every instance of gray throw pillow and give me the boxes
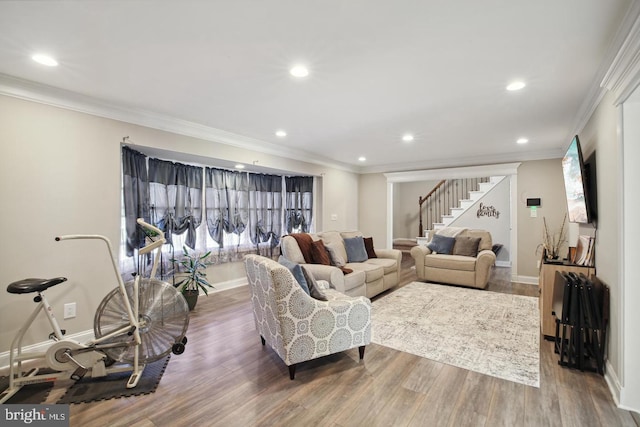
[278,256,310,295]
[301,266,328,301]
[427,234,456,255]
[343,236,368,263]
[325,243,346,267]
[453,236,481,257]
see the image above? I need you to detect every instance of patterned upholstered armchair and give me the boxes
[243,254,372,379]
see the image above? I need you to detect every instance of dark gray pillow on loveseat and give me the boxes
[427,234,456,254]
[452,236,481,257]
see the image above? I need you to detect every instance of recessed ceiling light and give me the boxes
[290,65,309,78]
[402,134,414,142]
[275,130,287,137]
[32,53,58,67]
[507,81,526,91]
[235,164,245,169]
[358,156,366,162]
[517,138,529,144]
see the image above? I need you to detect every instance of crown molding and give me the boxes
[0,73,359,174]
[384,162,521,183]
[363,148,563,175]
[600,1,640,106]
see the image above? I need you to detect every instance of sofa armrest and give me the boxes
[375,248,402,262]
[475,249,497,288]
[300,264,347,292]
[410,244,432,259]
[410,245,432,279]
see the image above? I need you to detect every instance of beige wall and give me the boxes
[358,173,388,247]
[393,180,441,238]
[578,90,621,382]
[515,159,569,277]
[322,169,359,231]
[0,94,358,353]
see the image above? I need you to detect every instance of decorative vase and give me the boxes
[182,290,199,311]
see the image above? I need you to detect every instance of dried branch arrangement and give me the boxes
[542,214,568,259]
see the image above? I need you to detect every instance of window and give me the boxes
[120,147,314,274]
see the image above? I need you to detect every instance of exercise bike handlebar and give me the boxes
[54,218,164,279]
[136,218,164,238]
[55,233,126,291]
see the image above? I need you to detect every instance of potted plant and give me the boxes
[171,246,213,310]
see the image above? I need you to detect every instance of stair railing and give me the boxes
[418,177,490,236]
[418,180,446,237]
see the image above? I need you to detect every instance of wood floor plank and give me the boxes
[485,377,525,426]
[585,372,637,427]
[523,339,563,427]
[407,363,469,427]
[554,359,603,427]
[402,356,445,394]
[448,371,497,427]
[331,350,420,426]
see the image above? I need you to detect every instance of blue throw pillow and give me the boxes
[278,256,310,295]
[343,236,368,263]
[427,234,456,255]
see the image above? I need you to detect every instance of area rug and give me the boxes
[372,282,540,387]
[57,355,170,404]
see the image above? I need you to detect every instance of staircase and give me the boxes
[422,176,506,233]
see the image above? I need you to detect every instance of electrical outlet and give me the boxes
[64,302,76,319]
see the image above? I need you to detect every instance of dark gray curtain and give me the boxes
[285,176,313,233]
[205,168,249,247]
[249,174,283,248]
[122,146,150,256]
[149,158,203,249]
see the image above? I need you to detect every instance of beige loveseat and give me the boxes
[281,231,402,298]
[410,229,496,289]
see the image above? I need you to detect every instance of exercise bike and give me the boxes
[0,219,189,404]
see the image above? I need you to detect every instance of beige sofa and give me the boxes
[281,231,402,298]
[410,229,496,289]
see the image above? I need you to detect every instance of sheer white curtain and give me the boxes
[285,176,313,233]
[249,173,283,249]
[148,158,203,250]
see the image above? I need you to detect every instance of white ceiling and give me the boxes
[0,1,635,173]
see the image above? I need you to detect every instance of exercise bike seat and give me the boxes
[7,277,67,294]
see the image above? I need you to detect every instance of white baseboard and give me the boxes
[208,278,247,295]
[605,360,622,407]
[513,275,539,285]
[0,329,95,370]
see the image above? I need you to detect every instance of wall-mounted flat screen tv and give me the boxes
[561,135,591,224]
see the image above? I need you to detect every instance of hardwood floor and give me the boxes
[58,258,636,425]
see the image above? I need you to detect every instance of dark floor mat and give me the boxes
[56,356,170,404]
[0,371,54,404]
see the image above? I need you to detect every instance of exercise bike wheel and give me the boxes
[94,278,189,364]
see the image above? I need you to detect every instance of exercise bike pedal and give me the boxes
[70,366,88,381]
